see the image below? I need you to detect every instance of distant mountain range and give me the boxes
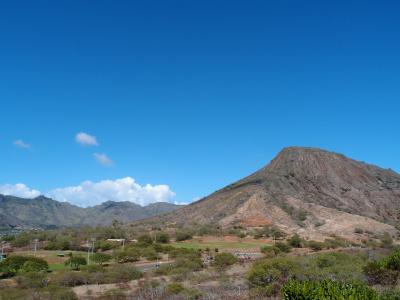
[0,195,183,229]
[145,147,400,239]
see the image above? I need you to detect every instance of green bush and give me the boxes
[10,234,31,247]
[382,250,400,271]
[213,252,238,270]
[95,240,116,251]
[175,230,193,241]
[137,234,153,246]
[261,245,281,257]
[288,234,303,248]
[248,257,299,290]
[105,264,143,283]
[113,247,140,263]
[154,232,170,243]
[166,282,185,294]
[248,252,367,293]
[380,289,400,300]
[143,247,159,261]
[91,253,112,265]
[282,280,378,299]
[363,261,399,285]
[308,240,324,251]
[275,242,292,253]
[0,255,48,275]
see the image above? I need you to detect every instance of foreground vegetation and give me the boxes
[1,223,400,299]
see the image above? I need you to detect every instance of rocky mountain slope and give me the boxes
[0,195,182,229]
[147,147,400,239]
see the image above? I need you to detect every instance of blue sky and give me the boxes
[1,1,400,206]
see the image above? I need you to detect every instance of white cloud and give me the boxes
[13,139,31,149]
[94,153,114,167]
[46,177,176,207]
[0,183,41,198]
[75,132,99,146]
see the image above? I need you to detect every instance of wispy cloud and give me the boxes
[13,139,31,149]
[75,132,99,146]
[94,153,114,167]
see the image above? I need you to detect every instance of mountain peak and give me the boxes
[147,147,400,239]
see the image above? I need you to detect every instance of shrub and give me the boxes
[103,288,126,300]
[91,253,112,265]
[15,271,47,288]
[137,234,153,246]
[154,232,170,244]
[52,270,89,286]
[287,234,303,248]
[323,238,347,249]
[166,282,185,294]
[380,289,400,300]
[175,230,193,241]
[106,265,142,282]
[282,280,379,299]
[40,286,78,300]
[382,250,400,271]
[275,242,292,253]
[113,247,140,263]
[261,245,281,257]
[95,240,116,251]
[143,247,159,261]
[247,257,299,291]
[10,234,31,248]
[0,288,30,300]
[0,255,48,275]
[381,232,394,248]
[213,253,238,270]
[364,261,399,285]
[308,240,324,251]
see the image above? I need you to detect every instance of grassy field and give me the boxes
[13,250,86,264]
[49,263,69,271]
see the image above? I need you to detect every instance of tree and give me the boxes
[91,253,111,265]
[65,256,87,270]
[21,259,49,273]
[0,256,48,275]
[11,234,31,248]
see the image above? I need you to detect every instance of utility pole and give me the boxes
[154,232,160,268]
[87,240,90,265]
[0,241,5,262]
[34,239,38,256]
[91,237,96,256]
